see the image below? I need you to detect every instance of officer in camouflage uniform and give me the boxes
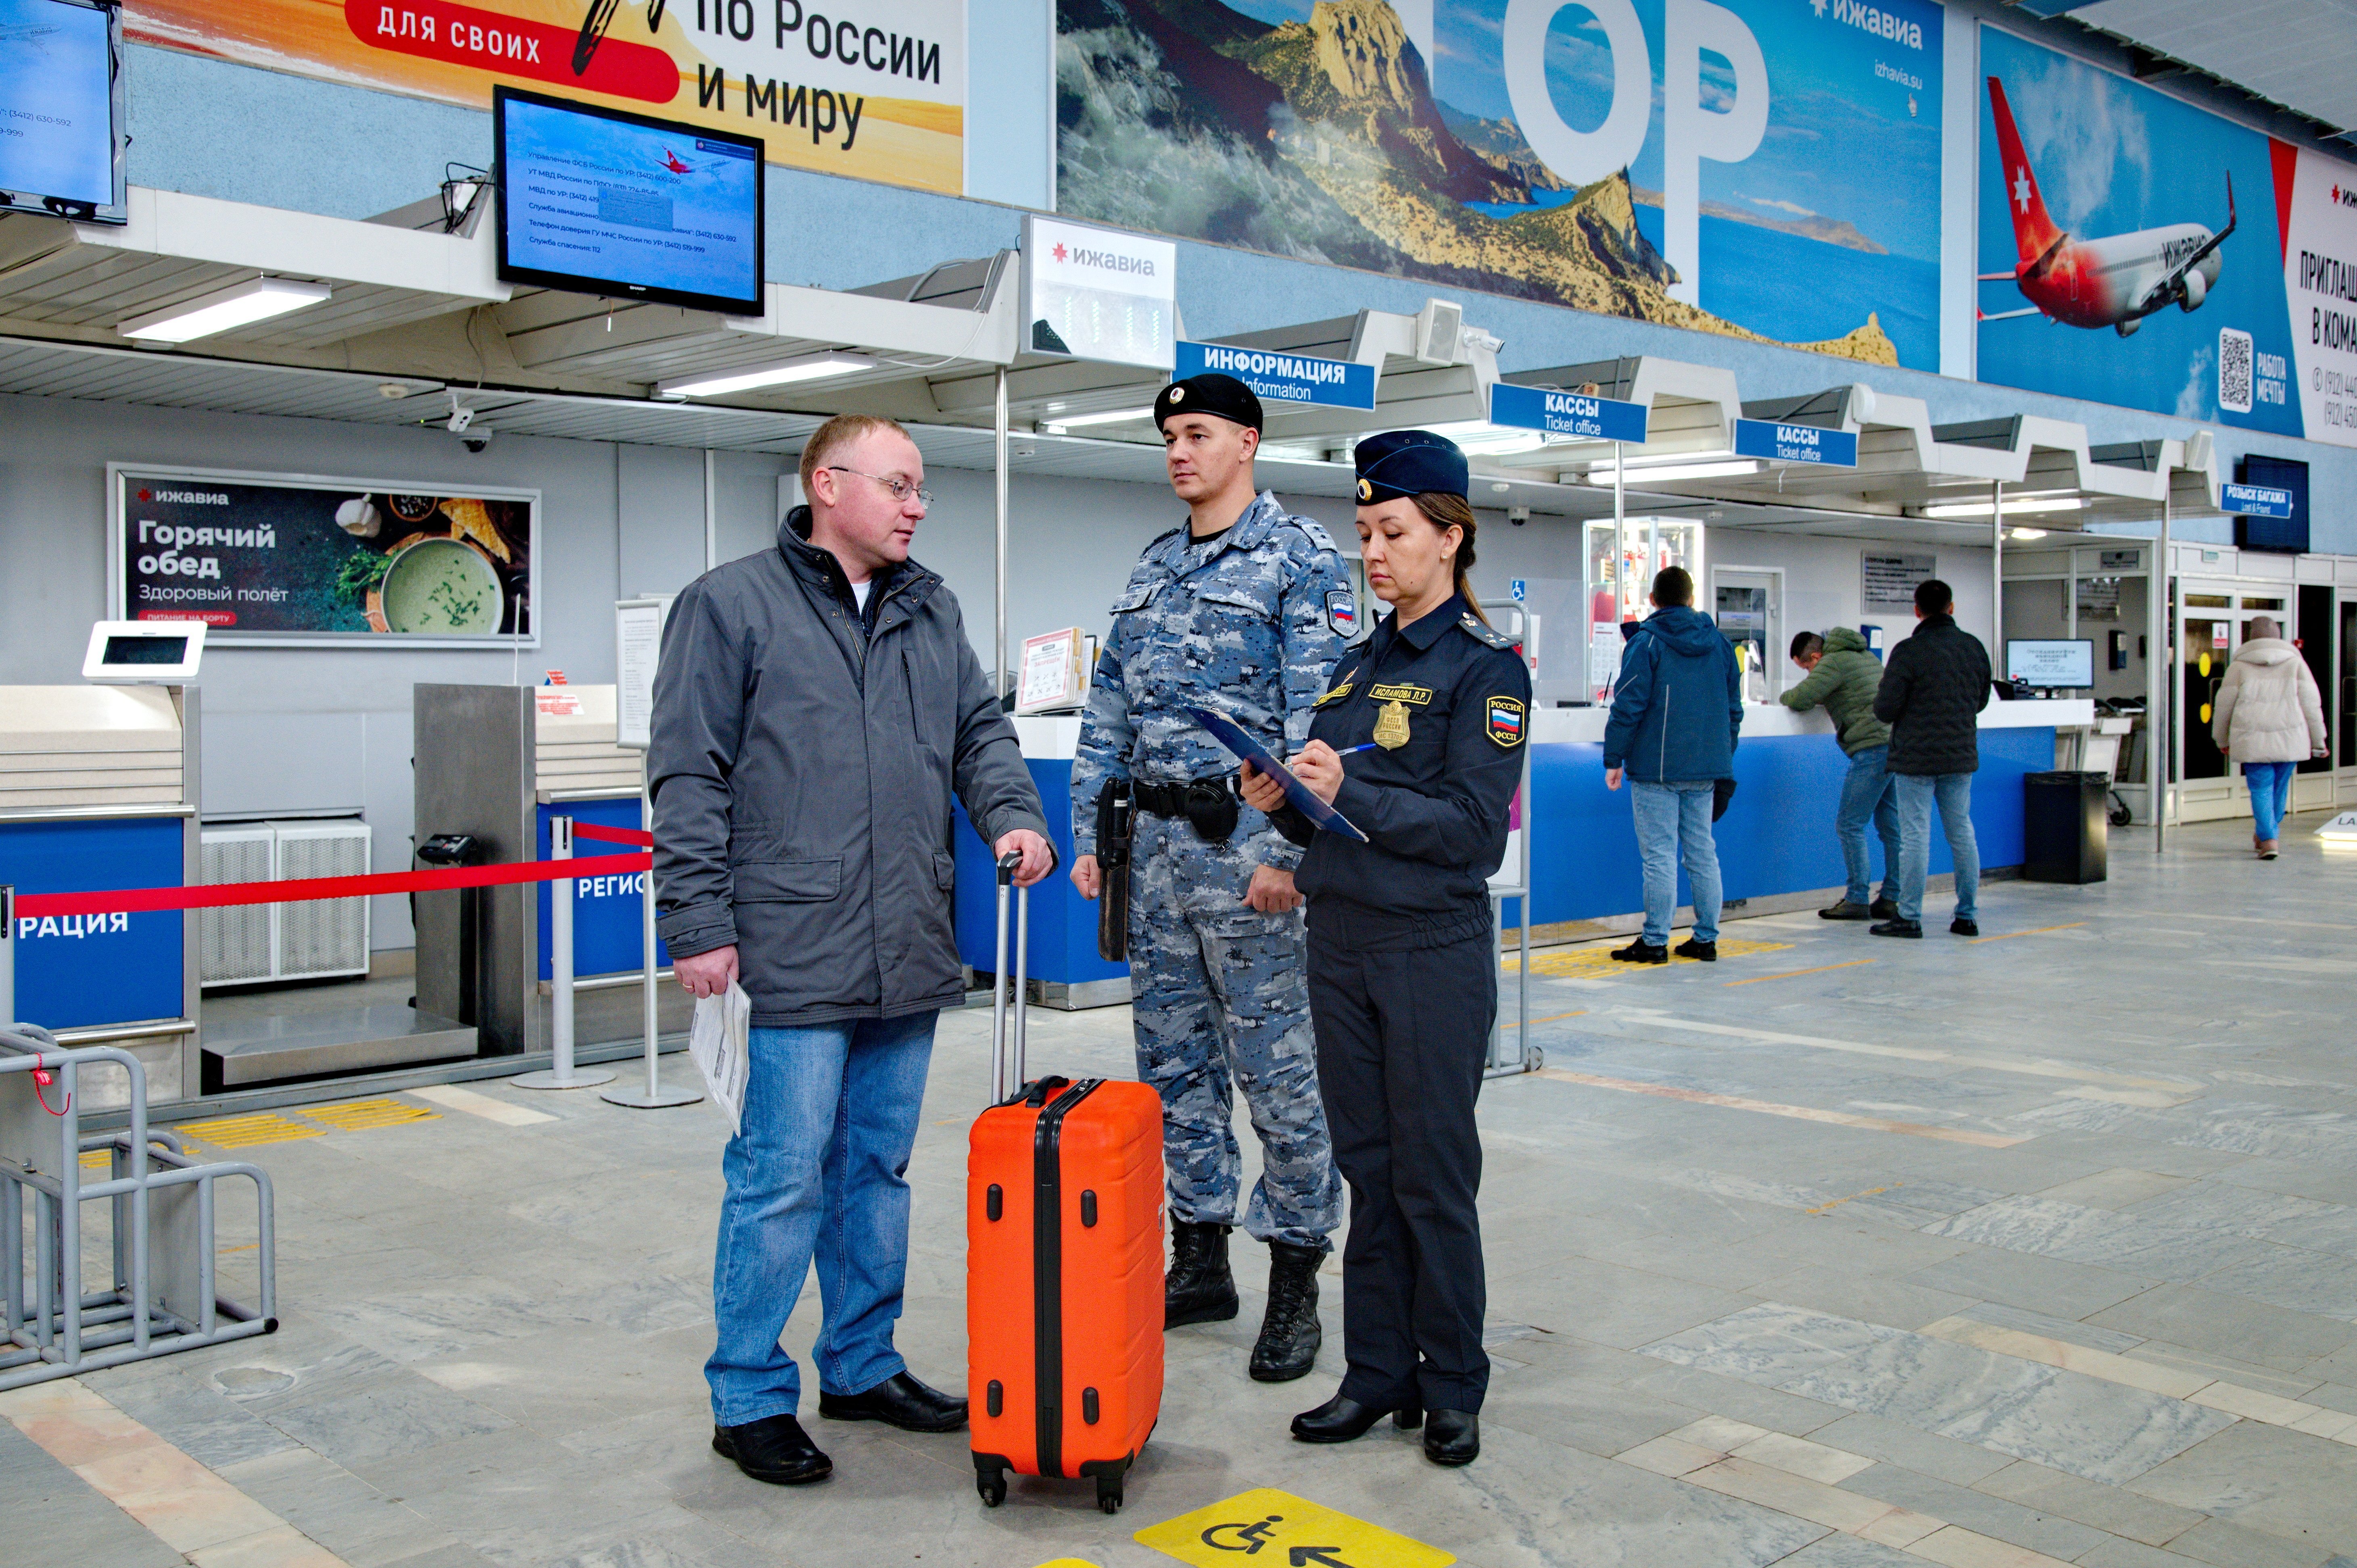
[1070,372,1350,1383]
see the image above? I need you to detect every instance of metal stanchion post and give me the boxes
[0,886,13,1025]
[514,818,612,1091]
[603,785,700,1108]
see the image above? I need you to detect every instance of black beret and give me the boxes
[1354,429,1468,504]
[1154,373,1262,432]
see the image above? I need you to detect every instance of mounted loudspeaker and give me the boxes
[1414,299,1463,365]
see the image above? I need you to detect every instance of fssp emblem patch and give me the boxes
[1486,696,1526,747]
[1326,589,1359,639]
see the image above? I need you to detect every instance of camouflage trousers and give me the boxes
[1126,811,1340,1251]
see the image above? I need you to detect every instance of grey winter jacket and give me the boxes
[2213,638,2327,764]
[647,509,1050,1028]
[1780,627,1891,754]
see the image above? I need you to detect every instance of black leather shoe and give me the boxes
[1950,917,1980,937]
[1611,938,1668,964]
[1674,938,1717,961]
[817,1371,967,1433]
[1869,918,1923,939]
[712,1414,832,1484]
[1423,1409,1480,1466]
[1818,901,1874,921]
[1166,1220,1239,1328]
[1249,1241,1324,1382]
[1290,1393,1422,1443]
[1869,897,1900,920]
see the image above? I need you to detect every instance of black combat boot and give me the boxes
[1165,1220,1238,1328]
[1248,1242,1324,1382]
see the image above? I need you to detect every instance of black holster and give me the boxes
[1095,778,1134,961]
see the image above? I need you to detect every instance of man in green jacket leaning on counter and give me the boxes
[1783,628,1900,921]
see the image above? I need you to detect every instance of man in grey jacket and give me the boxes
[649,413,1053,1489]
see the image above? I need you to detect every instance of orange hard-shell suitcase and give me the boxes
[968,854,1163,1514]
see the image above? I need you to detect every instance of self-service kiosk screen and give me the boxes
[103,634,188,665]
[2007,639,2094,688]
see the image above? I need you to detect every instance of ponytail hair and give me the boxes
[1410,491,1486,623]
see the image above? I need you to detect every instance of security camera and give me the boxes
[445,392,476,434]
[457,427,494,454]
[1507,506,1530,525]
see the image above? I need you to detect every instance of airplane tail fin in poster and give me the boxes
[1987,77,2067,273]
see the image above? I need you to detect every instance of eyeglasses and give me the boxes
[826,466,933,508]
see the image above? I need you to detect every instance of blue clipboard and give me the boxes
[1188,706,1370,844]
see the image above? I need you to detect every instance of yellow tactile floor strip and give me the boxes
[301,1099,439,1133]
[1537,1068,2029,1148]
[1505,938,1794,979]
[177,1113,326,1151]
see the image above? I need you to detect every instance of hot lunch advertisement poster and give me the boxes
[1976,26,2357,448]
[1055,0,1945,370]
[124,0,967,194]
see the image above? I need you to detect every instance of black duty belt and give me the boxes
[1131,776,1239,843]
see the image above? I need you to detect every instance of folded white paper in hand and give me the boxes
[689,980,752,1137]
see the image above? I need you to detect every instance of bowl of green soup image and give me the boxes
[379,537,505,634]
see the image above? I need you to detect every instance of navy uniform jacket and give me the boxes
[1271,593,1532,920]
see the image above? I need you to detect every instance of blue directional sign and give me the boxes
[1734,419,1858,467]
[2221,482,2294,519]
[1174,341,1377,411]
[1488,383,1649,443]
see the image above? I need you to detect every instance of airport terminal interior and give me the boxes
[5,0,2357,1564]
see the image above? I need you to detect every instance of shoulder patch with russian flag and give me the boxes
[1486,696,1526,747]
[1325,588,1358,639]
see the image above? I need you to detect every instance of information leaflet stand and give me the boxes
[601,598,699,1110]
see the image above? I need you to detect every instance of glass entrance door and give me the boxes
[2182,592,2233,783]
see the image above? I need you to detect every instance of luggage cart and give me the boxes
[1,1022,278,1390]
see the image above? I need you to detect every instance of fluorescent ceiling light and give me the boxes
[119,278,334,343]
[2007,526,2049,540]
[1042,406,1155,432]
[1583,459,1762,485]
[1415,419,1549,456]
[1920,496,2086,520]
[658,353,876,399]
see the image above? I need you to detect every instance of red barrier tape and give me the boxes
[14,853,652,920]
[570,823,655,847]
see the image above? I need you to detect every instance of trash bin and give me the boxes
[2022,772,2110,884]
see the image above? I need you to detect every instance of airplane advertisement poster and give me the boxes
[123,0,967,195]
[1056,0,1944,370]
[2278,145,2357,447]
[1975,26,2313,440]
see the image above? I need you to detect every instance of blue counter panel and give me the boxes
[1516,727,2048,926]
[1,816,185,1030]
[954,759,1128,990]
[535,798,670,982]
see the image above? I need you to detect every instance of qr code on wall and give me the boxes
[2218,327,2253,414]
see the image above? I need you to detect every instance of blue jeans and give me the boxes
[1892,773,1978,924]
[2244,760,2297,841]
[1837,745,1902,907]
[1631,780,1722,945]
[707,1010,938,1426]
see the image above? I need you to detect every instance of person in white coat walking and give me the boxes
[2211,616,2327,859]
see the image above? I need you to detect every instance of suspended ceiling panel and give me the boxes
[2068,0,2357,134]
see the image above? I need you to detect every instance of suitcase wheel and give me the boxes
[1094,1474,1123,1515]
[976,1468,1007,1508]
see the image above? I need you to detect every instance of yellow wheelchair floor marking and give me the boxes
[1136,1487,1455,1568]
[179,1113,325,1150]
[1505,937,1793,979]
[303,1099,439,1133]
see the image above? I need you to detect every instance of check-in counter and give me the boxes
[0,685,199,1099]
[955,702,2088,1001]
[1515,698,2090,925]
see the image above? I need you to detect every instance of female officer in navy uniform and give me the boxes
[1237,430,1530,1467]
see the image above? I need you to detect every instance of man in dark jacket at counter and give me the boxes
[649,413,1054,1488]
[1603,567,1743,963]
[1871,578,1990,939]
[1783,628,1900,921]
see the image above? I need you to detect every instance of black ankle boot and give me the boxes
[1165,1220,1238,1328]
[1248,1241,1324,1382]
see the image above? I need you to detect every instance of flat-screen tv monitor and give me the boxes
[494,87,764,317]
[2008,638,2094,689]
[0,0,126,224]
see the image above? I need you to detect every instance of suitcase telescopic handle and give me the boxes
[990,850,1030,1103]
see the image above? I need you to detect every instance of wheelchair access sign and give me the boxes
[1134,1487,1454,1568]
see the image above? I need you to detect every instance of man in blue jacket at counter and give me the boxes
[1602,567,1744,963]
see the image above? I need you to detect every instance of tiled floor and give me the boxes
[12,811,2357,1568]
